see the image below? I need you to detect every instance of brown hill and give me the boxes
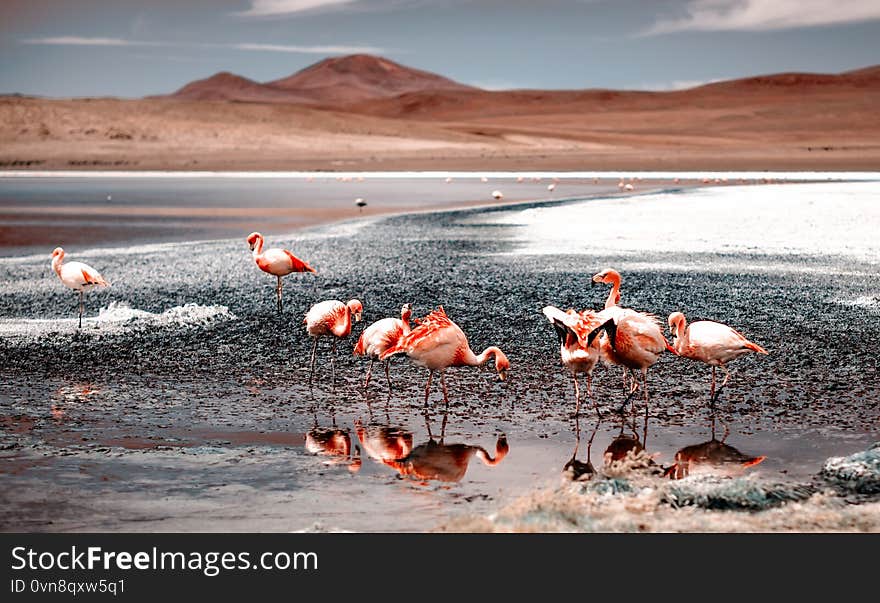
[266,54,476,104]
[165,54,476,105]
[168,72,301,103]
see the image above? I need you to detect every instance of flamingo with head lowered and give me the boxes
[246,232,316,313]
[50,247,109,328]
[304,298,363,384]
[353,303,413,391]
[668,311,768,403]
[380,306,509,405]
[542,306,603,417]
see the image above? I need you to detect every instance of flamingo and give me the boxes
[304,298,363,384]
[668,311,768,402]
[589,269,675,411]
[355,198,367,212]
[542,306,603,417]
[246,232,316,313]
[50,247,109,328]
[353,303,413,391]
[379,306,509,405]
[491,190,504,200]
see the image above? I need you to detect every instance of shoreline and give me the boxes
[2,170,879,179]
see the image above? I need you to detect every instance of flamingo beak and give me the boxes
[355,312,363,322]
[498,369,508,381]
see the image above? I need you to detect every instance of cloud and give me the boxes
[234,0,358,17]
[232,43,386,54]
[20,37,387,55]
[645,0,880,35]
[21,37,158,46]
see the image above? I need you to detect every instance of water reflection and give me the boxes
[664,415,765,480]
[355,419,413,468]
[564,416,598,481]
[51,382,102,423]
[384,408,509,484]
[304,411,361,472]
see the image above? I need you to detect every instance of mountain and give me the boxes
[166,55,476,105]
[168,72,292,102]
[266,54,477,103]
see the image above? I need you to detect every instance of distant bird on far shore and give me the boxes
[51,247,109,329]
[355,198,367,212]
[492,190,504,200]
[547,183,556,192]
[247,232,316,314]
[668,311,768,403]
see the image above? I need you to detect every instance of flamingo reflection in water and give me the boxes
[564,415,599,481]
[384,408,509,484]
[304,410,361,473]
[355,419,413,468]
[663,413,765,480]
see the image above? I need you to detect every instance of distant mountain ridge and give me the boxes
[163,55,880,122]
[167,54,476,105]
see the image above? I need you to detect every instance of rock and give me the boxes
[820,443,880,494]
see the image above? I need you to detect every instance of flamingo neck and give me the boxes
[51,253,64,277]
[604,275,621,309]
[674,318,690,351]
[251,236,264,257]
[401,309,412,334]
[464,346,504,367]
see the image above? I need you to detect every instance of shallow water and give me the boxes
[1,179,878,532]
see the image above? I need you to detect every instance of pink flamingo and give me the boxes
[353,303,413,391]
[246,232,316,313]
[304,299,363,384]
[542,306,603,417]
[589,269,676,410]
[380,306,509,405]
[50,247,109,328]
[668,311,768,402]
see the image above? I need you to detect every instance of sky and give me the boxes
[1,0,878,97]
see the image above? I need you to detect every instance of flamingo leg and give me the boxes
[440,371,450,407]
[709,366,716,404]
[424,371,434,406]
[587,374,601,419]
[712,365,731,405]
[308,337,318,385]
[364,358,374,389]
[276,276,283,313]
[78,290,84,329]
[384,360,392,392]
[330,340,337,385]
[572,372,581,418]
[642,368,649,408]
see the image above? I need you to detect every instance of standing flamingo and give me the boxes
[588,269,675,411]
[591,268,632,392]
[379,306,509,405]
[304,299,363,384]
[668,311,768,402]
[353,303,413,391]
[50,247,109,328]
[586,309,674,411]
[246,232,316,313]
[542,306,603,417]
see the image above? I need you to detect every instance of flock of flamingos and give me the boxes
[49,228,769,417]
